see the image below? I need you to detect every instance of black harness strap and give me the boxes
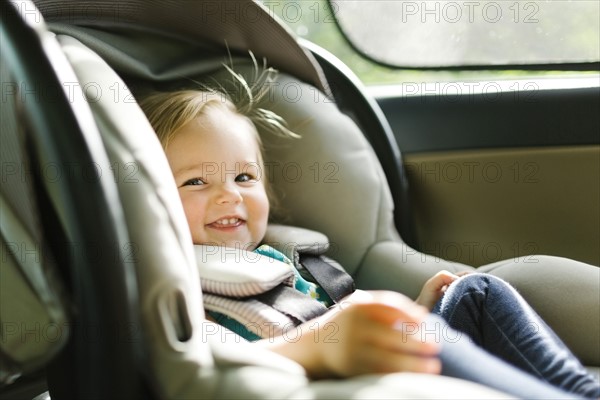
[299,254,355,303]
[254,285,328,324]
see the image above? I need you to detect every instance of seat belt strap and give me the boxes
[254,285,328,324]
[299,254,355,303]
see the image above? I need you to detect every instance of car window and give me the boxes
[330,0,600,69]
[261,0,600,85]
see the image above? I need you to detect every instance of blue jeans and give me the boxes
[432,273,600,399]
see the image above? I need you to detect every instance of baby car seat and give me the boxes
[1,0,597,398]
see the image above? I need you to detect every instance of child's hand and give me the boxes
[310,291,441,378]
[415,270,461,311]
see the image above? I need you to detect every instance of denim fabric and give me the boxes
[433,273,600,399]
[425,314,580,399]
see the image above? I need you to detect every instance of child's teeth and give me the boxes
[218,218,238,225]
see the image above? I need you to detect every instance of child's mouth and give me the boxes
[208,217,245,229]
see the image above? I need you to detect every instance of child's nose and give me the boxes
[215,183,242,205]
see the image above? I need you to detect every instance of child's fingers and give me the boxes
[436,270,460,285]
[358,295,430,326]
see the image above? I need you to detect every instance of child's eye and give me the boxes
[182,178,206,186]
[235,173,256,183]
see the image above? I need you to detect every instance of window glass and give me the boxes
[261,0,599,84]
[330,0,600,68]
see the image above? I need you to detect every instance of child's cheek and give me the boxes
[179,192,204,230]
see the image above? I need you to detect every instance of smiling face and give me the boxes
[164,104,269,250]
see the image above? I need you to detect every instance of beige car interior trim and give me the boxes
[405,145,600,267]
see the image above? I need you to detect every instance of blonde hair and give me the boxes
[140,90,241,148]
[140,62,298,148]
[138,62,298,214]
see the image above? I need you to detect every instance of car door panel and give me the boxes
[375,84,600,266]
[403,145,599,266]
